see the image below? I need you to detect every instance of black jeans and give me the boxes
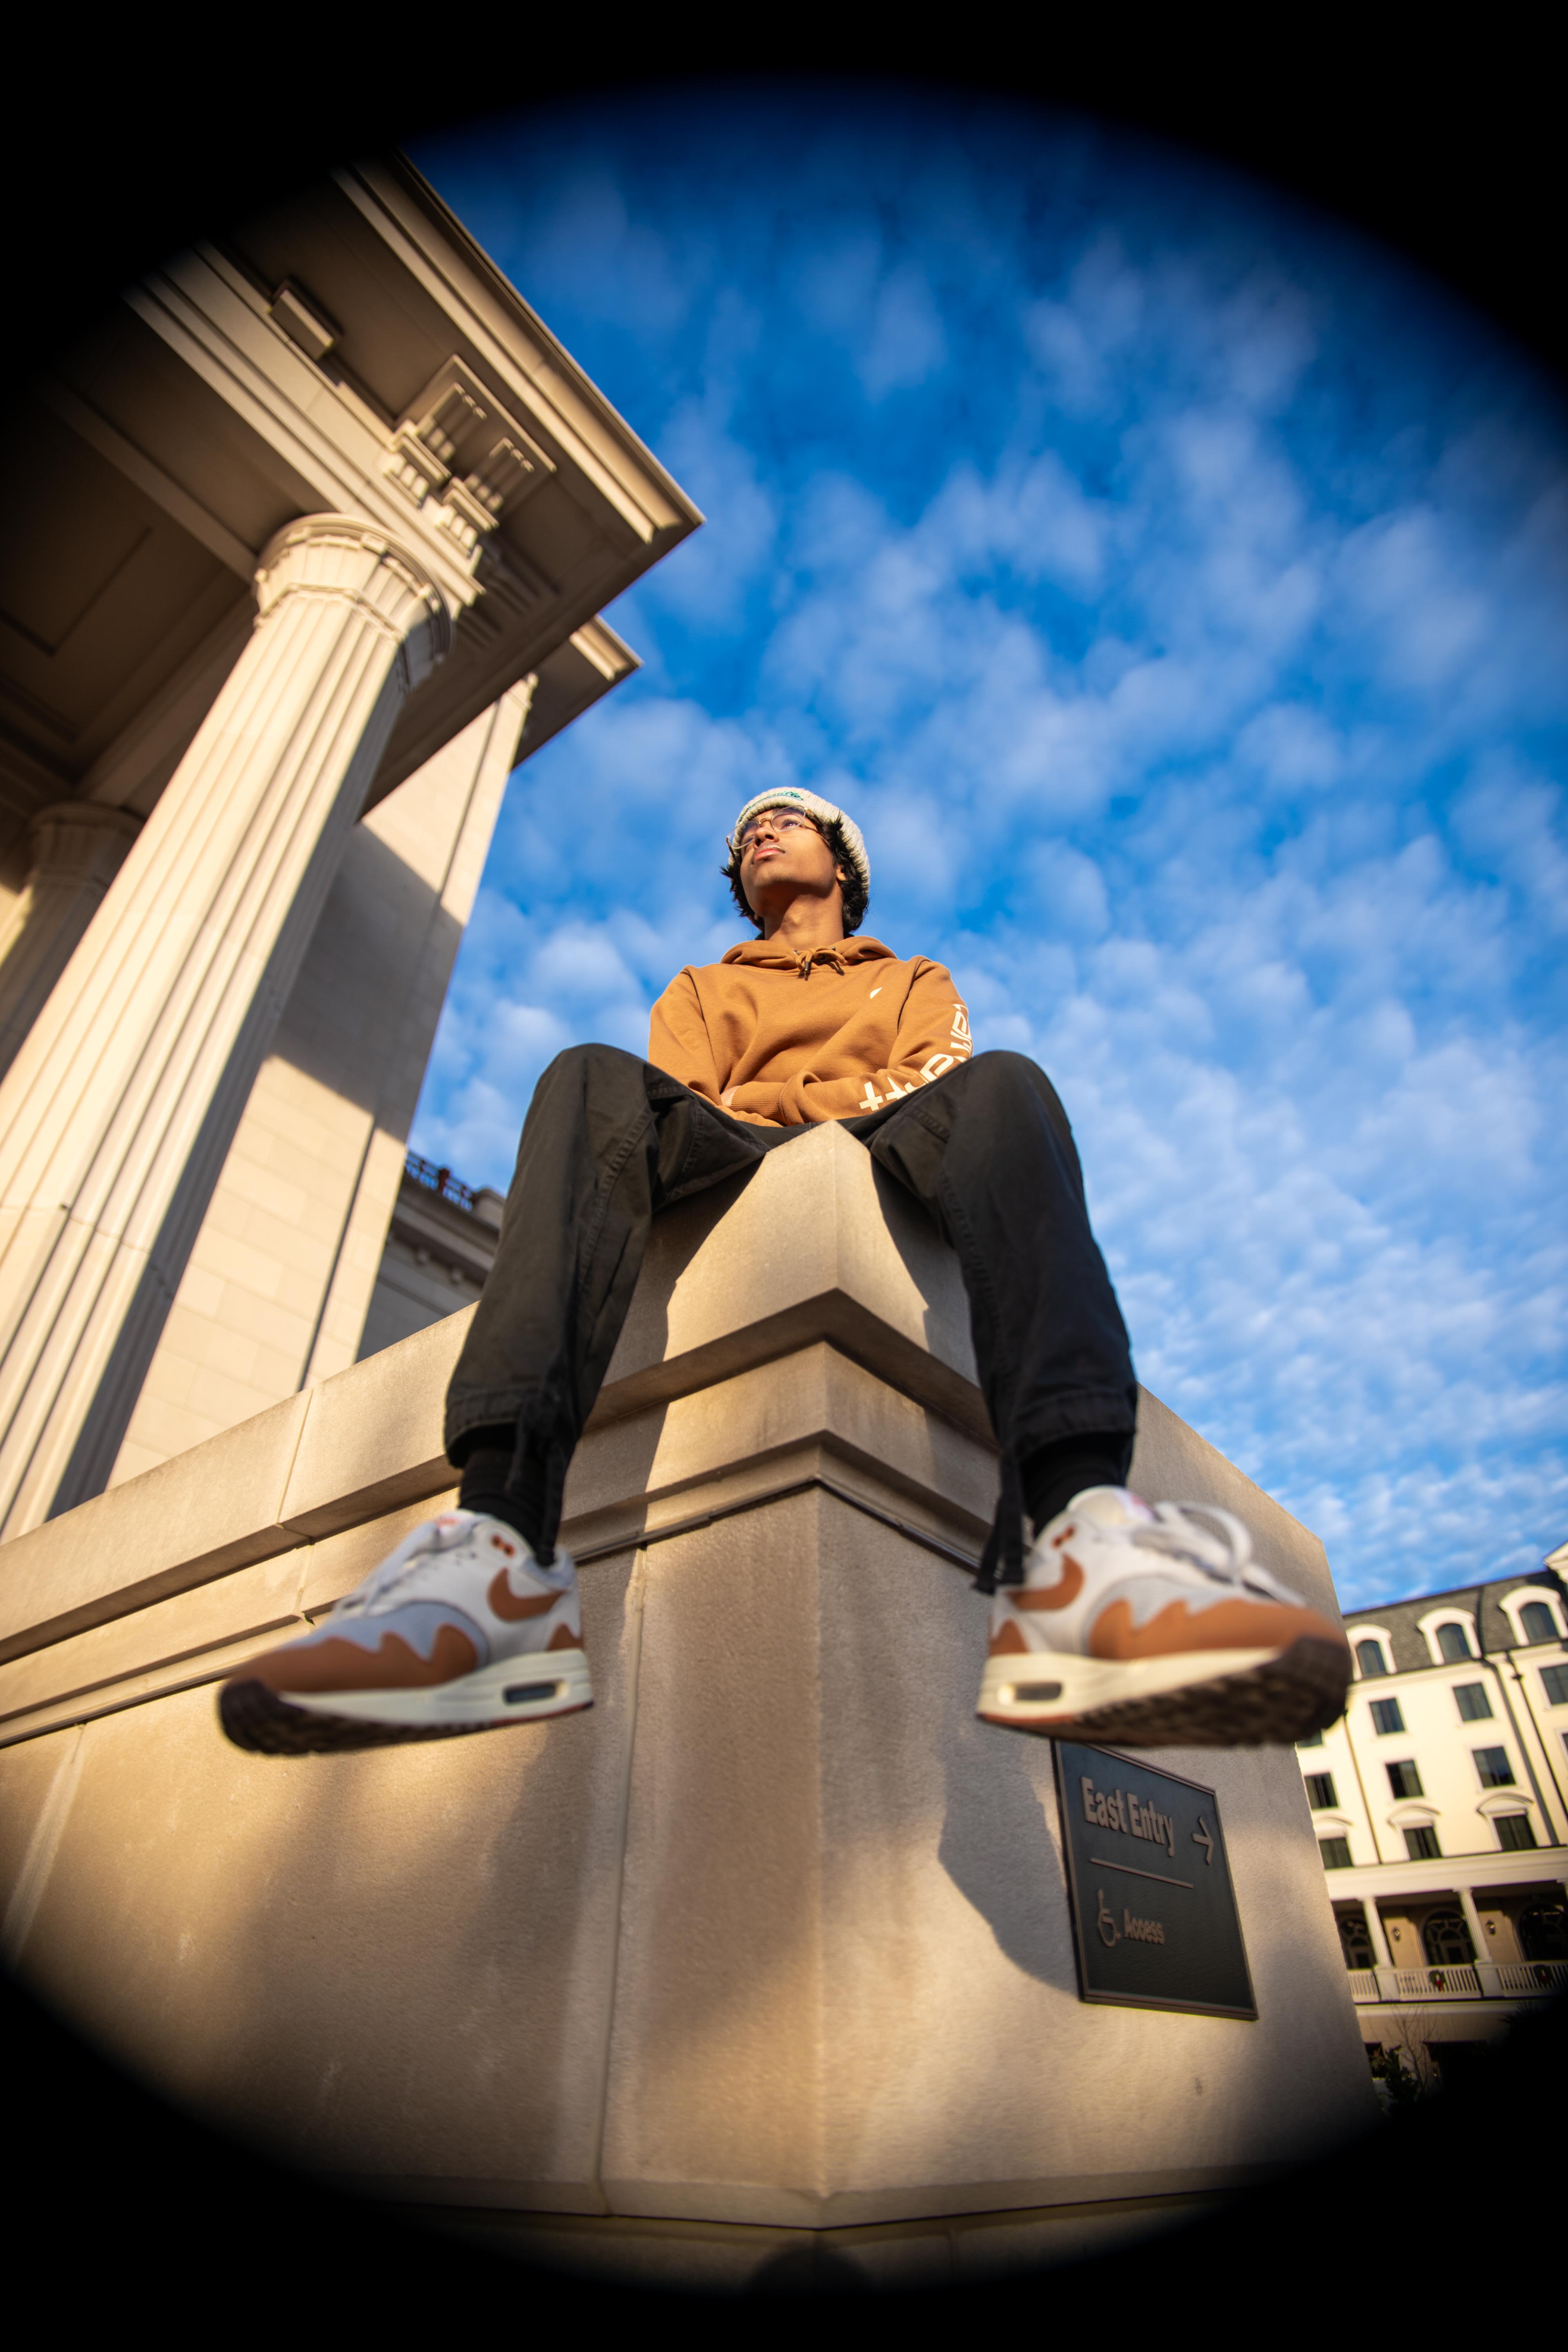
[445,1045,1136,1584]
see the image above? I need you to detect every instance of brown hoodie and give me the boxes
[648,936,973,1125]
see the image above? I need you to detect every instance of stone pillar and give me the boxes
[0,805,142,1082]
[0,514,450,1537]
[1363,1901,1394,1968]
[104,680,532,1484]
[1457,1884,1487,1963]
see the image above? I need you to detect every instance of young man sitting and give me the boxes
[222,791,1350,1757]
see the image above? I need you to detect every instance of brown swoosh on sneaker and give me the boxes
[488,1572,563,1621]
[238,1624,479,1695]
[1013,1552,1085,1610]
[1089,1597,1349,1660]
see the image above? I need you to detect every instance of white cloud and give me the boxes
[859,264,947,400]
[641,399,779,628]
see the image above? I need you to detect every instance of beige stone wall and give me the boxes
[108,687,527,1485]
[0,1125,1374,2278]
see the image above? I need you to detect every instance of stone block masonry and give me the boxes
[0,1123,1375,2284]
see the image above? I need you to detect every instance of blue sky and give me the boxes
[410,84,1568,1609]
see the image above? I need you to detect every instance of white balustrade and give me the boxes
[1348,1958,1564,2002]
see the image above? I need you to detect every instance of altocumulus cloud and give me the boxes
[412,86,1568,1606]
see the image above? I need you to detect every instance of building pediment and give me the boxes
[1476,1790,1533,1819]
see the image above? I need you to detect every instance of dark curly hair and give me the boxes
[723,811,869,936]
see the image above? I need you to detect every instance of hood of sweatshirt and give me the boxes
[720,935,898,979]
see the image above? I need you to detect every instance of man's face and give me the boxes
[737,807,845,916]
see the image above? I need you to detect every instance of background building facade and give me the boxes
[359,1153,505,1361]
[1298,1566,1568,2079]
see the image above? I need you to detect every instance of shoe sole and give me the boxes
[977,1636,1349,1748]
[219,1648,593,1756]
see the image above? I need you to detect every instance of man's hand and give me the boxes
[720,1086,738,1107]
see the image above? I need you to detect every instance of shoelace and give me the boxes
[1127,1503,1298,1603]
[334,1513,496,1617]
[976,1453,1025,1593]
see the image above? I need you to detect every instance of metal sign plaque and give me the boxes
[1054,1742,1256,2019]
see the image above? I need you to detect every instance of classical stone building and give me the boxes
[0,156,699,1525]
[0,159,1381,2288]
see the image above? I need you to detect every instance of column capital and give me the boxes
[254,514,453,684]
[24,801,141,866]
[0,803,144,1081]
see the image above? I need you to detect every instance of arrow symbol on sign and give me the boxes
[1193,1816,1214,1866]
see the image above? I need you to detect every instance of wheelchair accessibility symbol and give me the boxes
[1096,1889,1120,1947]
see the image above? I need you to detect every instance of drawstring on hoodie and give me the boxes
[794,947,846,979]
[975,1452,1025,1594]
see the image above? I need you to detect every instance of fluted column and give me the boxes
[0,514,451,1535]
[0,804,142,1082]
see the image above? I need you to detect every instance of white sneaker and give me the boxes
[977,1486,1350,1747]
[220,1510,591,1754]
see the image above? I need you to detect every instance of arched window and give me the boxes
[1421,1908,1475,1966]
[1336,1909,1376,1969]
[1356,1639,1388,1679]
[1436,1623,1472,1663]
[1519,1899,1568,1961]
[1520,1600,1557,1644]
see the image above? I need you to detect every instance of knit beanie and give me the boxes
[727,788,871,901]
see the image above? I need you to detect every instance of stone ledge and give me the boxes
[406,2182,1233,2287]
[0,1125,985,1663]
[0,1436,985,1750]
[0,1118,1338,1673]
[0,1332,1000,1742]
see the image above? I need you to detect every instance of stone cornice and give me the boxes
[342,157,704,548]
[125,262,486,614]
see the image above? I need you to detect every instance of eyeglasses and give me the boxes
[735,811,822,849]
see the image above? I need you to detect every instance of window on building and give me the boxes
[1454,1682,1493,1722]
[1539,1663,1568,1706]
[1369,1697,1405,1734]
[1473,1746,1514,1789]
[1429,2042,1488,2088]
[1436,1623,1472,1663]
[1355,1639,1388,1678]
[1319,1837,1353,1869]
[1336,1909,1376,1969]
[1403,1825,1441,1861]
[1495,1815,1537,1852]
[1305,1772,1338,1809]
[1422,1908,1474,1965]
[1519,1601,1557,1644]
[1297,1728,1324,1748]
[1387,1760,1423,1799]
[1519,1898,1568,1959]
